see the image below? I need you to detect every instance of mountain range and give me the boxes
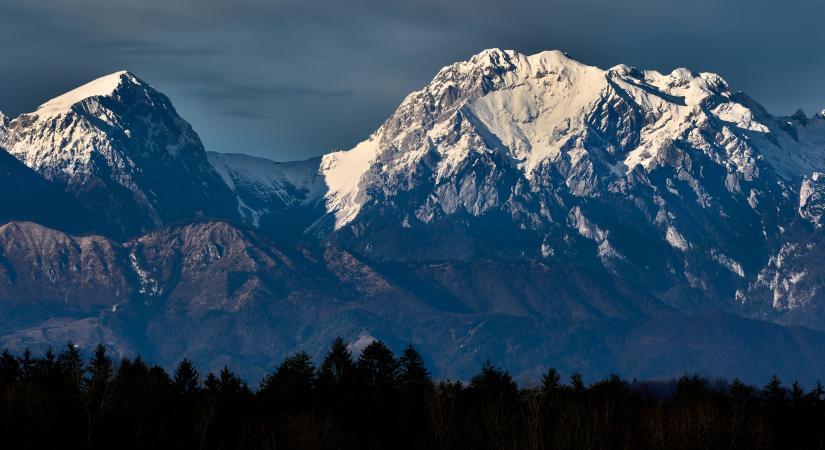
[2,49,825,384]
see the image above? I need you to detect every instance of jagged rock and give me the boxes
[800,172,825,227]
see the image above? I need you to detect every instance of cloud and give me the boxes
[189,84,353,102]
[86,39,223,58]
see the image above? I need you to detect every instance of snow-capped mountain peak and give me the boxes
[34,70,137,119]
[1,70,238,236]
[316,48,804,229]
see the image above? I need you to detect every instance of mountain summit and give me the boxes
[34,70,136,118]
[1,70,238,236]
[318,48,823,229]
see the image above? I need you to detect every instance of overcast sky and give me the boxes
[1,0,824,161]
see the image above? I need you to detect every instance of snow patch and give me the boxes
[129,250,161,296]
[709,250,745,278]
[347,334,377,356]
[665,226,690,252]
[320,136,380,228]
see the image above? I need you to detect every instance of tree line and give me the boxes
[1,338,824,449]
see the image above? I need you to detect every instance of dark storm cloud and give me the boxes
[190,82,353,120]
[87,39,223,58]
[1,0,824,161]
[189,84,353,102]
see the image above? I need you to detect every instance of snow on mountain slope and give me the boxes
[317,49,823,231]
[1,71,238,236]
[207,151,324,226]
[0,112,7,139]
[320,137,380,228]
[35,71,129,119]
[799,172,825,227]
[776,113,825,178]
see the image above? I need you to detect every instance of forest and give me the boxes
[1,338,824,450]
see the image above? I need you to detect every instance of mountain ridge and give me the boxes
[4,218,825,384]
[2,49,825,383]
[200,48,825,322]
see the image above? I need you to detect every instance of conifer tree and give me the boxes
[809,380,825,403]
[173,358,200,395]
[218,366,249,396]
[20,348,33,383]
[84,344,114,447]
[729,377,753,401]
[57,342,84,389]
[205,372,220,394]
[319,337,355,384]
[86,343,113,392]
[356,340,399,392]
[317,337,356,400]
[469,361,517,396]
[36,347,57,386]
[260,351,316,408]
[398,345,432,393]
[791,381,805,406]
[569,372,585,393]
[541,367,561,394]
[763,375,788,403]
[0,350,20,386]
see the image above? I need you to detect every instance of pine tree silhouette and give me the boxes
[356,340,399,392]
[173,358,200,395]
[541,367,561,393]
[0,350,20,385]
[260,351,316,409]
[398,345,432,393]
[0,338,823,449]
[87,343,113,391]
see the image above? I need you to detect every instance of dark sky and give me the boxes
[1,0,824,161]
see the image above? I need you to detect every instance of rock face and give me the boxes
[3,51,825,384]
[800,172,825,227]
[1,71,238,237]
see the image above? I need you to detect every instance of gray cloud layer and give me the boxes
[1,0,823,160]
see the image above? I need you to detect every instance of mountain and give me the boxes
[4,219,825,384]
[225,49,825,318]
[1,71,239,237]
[206,152,325,240]
[2,51,825,384]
